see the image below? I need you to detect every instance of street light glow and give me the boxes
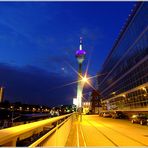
[82,75,88,83]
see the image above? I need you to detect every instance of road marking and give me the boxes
[80,124,87,147]
[76,122,79,147]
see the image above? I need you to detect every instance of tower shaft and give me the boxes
[78,63,82,80]
[77,63,83,108]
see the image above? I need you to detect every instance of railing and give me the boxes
[0,113,73,147]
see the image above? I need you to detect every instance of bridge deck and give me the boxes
[65,115,148,147]
[65,115,116,146]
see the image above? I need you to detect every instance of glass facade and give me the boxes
[98,2,148,111]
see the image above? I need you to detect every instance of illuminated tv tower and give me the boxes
[75,37,86,111]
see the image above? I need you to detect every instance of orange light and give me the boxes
[141,87,147,92]
[112,92,116,95]
[122,94,126,98]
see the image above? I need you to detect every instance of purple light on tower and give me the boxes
[76,50,86,56]
[76,37,86,64]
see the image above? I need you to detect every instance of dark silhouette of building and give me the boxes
[90,90,102,114]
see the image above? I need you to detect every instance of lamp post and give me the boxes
[75,37,86,121]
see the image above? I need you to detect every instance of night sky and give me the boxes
[0,1,134,107]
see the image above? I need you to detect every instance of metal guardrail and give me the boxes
[29,114,72,147]
[0,113,73,146]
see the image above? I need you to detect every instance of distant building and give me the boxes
[82,101,91,114]
[97,2,148,112]
[0,87,4,103]
[73,98,77,106]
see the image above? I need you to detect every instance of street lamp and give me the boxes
[75,37,86,121]
[82,75,88,83]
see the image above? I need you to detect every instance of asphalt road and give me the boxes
[66,115,148,146]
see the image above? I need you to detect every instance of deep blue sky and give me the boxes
[0,2,135,107]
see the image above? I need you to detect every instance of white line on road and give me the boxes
[80,124,87,147]
[76,122,79,147]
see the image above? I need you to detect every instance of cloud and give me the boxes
[0,63,76,107]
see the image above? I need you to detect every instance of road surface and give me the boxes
[66,115,148,146]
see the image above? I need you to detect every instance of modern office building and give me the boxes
[97,2,148,112]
